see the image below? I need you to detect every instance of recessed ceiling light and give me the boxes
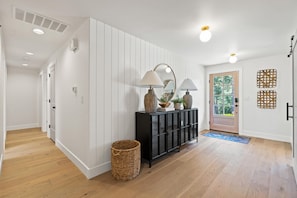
[26,52,34,55]
[22,63,28,67]
[33,28,45,35]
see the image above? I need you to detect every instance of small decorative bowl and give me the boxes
[159,102,171,108]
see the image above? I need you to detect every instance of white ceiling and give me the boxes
[0,0,297,69]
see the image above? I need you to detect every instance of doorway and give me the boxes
[209,71,239,133]
[48,65,55,142]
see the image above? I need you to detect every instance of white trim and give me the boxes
[242,130,290,142]
[7,123,40,131]
[56,139,110,179]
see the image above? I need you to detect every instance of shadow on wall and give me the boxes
[114,68,141,140]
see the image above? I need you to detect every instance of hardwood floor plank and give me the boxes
[0,128,296,198]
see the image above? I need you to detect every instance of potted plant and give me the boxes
[159,95,171,108]
[171,96,184,110]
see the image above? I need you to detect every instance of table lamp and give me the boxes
[139,70,164,112]
[180,78,197,109]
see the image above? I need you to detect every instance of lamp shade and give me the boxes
[180,78,198,91]
[139,70,163,88]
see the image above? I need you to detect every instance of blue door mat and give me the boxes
[202,131,250,144]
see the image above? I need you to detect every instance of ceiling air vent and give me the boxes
[13,7,68,33]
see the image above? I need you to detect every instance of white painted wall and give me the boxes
[0,27,7,173]
[89,19,205,178]
[205,54,292,142]
[42,18,206,179]
[6,67,41,130]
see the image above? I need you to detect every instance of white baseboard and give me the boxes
[56,139,111,179]
[7,123,41,131]
[241,130,290,142]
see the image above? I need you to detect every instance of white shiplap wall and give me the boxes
[88,18,205,178]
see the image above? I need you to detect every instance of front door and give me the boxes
[210,71,239,133]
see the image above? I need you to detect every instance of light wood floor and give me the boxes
[0,128,297,198]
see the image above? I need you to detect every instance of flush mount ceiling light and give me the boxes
[26,52,34,55]
[200,25,212,42]
[22,63,28,67]
[33,28,45,35]
[229,53,238,63]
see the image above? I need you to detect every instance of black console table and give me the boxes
[135,108,198,167]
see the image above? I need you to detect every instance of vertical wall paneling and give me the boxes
[124,34,131,139]
[118,30,125,140]
[140,40,146,109]
[88,18,205,177]
[151,44,156,67]
[96,21,105,164]
[135,38,141,110]
[111,27,119,142]
[130,36,137,138]
[88,18,97,167]
[104,24,112,162]
[145,42,150,73]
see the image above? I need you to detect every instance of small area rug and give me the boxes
[203,131,250,144]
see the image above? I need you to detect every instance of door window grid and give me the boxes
[213,75,235,116]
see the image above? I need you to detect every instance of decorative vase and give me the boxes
[183,91,192,109]
[144,89,157,112]
[174,103,181,110]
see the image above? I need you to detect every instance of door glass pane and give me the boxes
[214,96,223,105]
[224,85,233,95]
[223,75,233,84]
[214,76,223,85]
[213,74,234,116]
[214,105,223,115]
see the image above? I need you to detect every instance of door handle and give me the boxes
[286,102,293,120]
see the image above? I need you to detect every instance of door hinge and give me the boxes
[49,74,51,77]
[49,99,51,103]
[49,124,51,128]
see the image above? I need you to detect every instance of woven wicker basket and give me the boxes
[111,140,141,181]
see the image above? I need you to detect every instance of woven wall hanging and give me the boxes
[257,69,277,88]
[257,90,277,109]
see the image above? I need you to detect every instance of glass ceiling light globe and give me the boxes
[200,26,212,42]
[165,67,171,73]
[229,53,238,63]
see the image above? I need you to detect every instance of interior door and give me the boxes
[49,66,55,142]
[210,71,239,133]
